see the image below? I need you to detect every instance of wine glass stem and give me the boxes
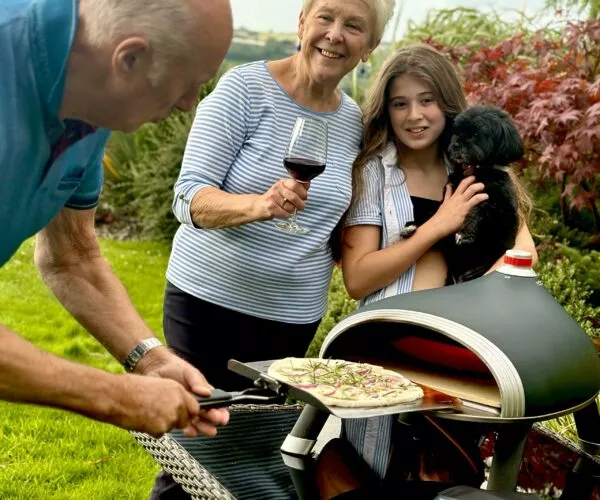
[290,209,299,228]
[290,181,308,229]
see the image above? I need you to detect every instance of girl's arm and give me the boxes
[342,222,446,299]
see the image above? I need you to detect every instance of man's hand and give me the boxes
[0,325,227,438]
[103,374,200,437]
[134,347,229,437]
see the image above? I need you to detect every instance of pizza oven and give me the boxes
[319,261,600,421]
[273,254,600,497]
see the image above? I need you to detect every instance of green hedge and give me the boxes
[306,267,357,357]
[537,256,600,337]
[101,80,217,241]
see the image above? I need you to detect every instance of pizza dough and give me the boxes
[268,357,424,408]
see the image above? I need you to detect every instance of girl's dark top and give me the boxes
[410,196,456,259]
[410,196,441,227]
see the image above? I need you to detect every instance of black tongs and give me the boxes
[196,387,282,409]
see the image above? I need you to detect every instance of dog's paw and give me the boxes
[400,222,418,239]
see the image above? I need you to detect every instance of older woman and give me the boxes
[150,1,396,498]
[162,0,395,391]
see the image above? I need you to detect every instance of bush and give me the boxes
[550,245,600,306]
[431,18,600,234]
[306,267,357,357]
[402,7,527,47]
[537,255,600,336]
[101,79,217,241]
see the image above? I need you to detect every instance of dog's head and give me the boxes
[446,105,524,170]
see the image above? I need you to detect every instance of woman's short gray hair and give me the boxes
[81,0,195,84]
[302,0,396,43]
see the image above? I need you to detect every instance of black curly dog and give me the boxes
[400,105,525,284]
[444,105,525,283]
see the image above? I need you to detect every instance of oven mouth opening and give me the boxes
[322,321,501,410]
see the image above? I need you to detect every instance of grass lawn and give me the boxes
[0,238,169,499]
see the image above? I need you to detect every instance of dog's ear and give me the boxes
[494,115,525,165]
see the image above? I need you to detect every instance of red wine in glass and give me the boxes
[284,157,326,182]
[276,117,328,235]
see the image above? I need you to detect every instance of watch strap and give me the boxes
[123,338,164,372]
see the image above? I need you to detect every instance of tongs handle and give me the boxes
[196,388,281,409]
[196,389,234,409]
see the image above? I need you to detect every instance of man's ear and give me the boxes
[112,36,152,80]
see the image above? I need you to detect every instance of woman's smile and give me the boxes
[318,48,344,60]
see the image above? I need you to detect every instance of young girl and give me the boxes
[318,44,538,499]
[342,44,536,303]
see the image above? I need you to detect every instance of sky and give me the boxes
[229,0,549,42]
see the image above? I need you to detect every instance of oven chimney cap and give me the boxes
[504,249,533,267]
[498,249,536,277]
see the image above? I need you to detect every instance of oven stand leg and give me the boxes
[281,404,330,456]
[280,452,320,500]
[280,405,330,500]
[573,401,600,453]
[486,423,532,492]
[560,403,600,500]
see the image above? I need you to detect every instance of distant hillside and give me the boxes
[226,27,297,65]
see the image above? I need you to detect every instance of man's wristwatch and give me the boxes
[122,338,164,373]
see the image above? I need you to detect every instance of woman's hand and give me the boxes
[429,176,488,238]
[253,179,310,221]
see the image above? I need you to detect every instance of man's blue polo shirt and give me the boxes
[0,0,112,267]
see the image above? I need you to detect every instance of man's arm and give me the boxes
[34,207,229,434]
[35,207,170,368]
[0,323,205,437]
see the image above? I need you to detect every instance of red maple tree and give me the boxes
[428,19,600,234]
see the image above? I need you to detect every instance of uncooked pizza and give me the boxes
[267,357,424,408]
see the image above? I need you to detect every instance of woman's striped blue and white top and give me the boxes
[342,142,417,479]
[167,61,363,324]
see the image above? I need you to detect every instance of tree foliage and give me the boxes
[401,7,525,47]
[428,18,600,233]
[101,79,217,240]
[546,0,600,20]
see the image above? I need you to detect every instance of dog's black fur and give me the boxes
[443,105,525,283]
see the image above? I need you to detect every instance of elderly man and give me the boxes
[0,0,232,438]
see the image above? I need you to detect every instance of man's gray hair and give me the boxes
[81,0,195,83]
[302,0,396,43]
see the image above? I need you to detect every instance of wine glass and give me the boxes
[275,116,328,235]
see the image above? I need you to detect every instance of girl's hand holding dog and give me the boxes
[254,178,309,221]
[430,176,488,238]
